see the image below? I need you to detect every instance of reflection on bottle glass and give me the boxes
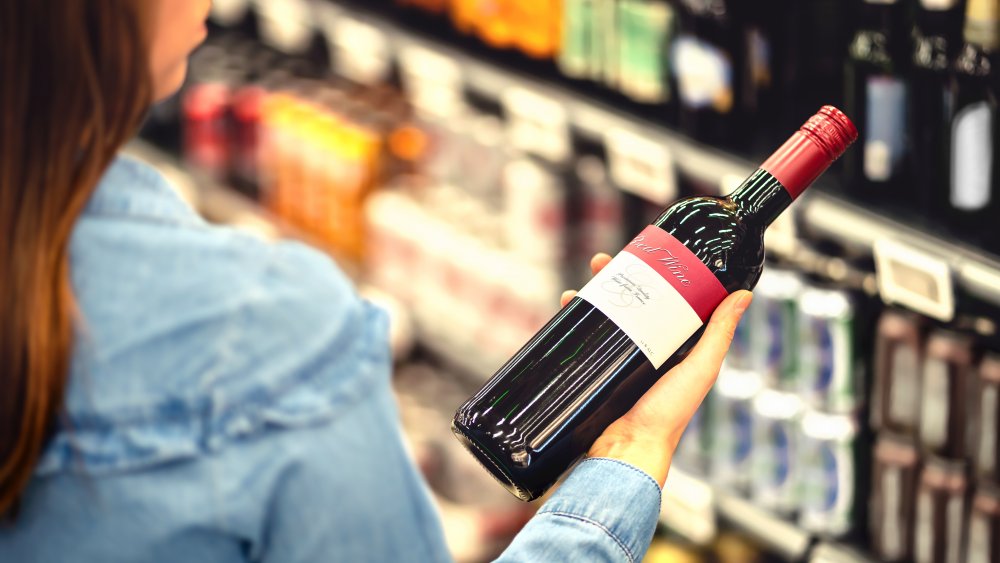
[864,76,908,182]
[951,101,994,210]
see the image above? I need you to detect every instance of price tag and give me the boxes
[210,0,250,26]
[661,468,716,544]
[398,42,464,120]
[326,15,392,86]
[605,128,677,205]
[502,87,571,164]
[874,238,955,322]
[253,0,315,55]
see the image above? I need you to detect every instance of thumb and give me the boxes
[673,290,752,382]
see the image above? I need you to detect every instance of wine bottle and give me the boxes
[671,0,744,147]
[910,0,967,220]
[616,0,677,106]
[947,0,1000,251]
[452,106,858,501]
[843,0,913,208]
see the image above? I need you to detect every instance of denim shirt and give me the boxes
[0,156,662,562]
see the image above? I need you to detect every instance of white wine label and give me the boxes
[889,344,920,428]
[672,35,733,113]
[577,226,728,368]
[864,76,908,182]
[968,514,990,563]
[915,490,934,563]
[946,495,964,563]
[919,358,950,449]
[951,101,994,211]
[882,467,904,560]
[978,386,997,474]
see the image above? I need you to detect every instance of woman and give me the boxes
[0,1,751,561]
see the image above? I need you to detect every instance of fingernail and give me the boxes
[561,290,576,302]
[733,291,752,314]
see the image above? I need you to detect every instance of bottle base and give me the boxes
[450,420,538,502]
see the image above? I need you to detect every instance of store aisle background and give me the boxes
[131,0,1000,561]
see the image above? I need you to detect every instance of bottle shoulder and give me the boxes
[654,196,764,290]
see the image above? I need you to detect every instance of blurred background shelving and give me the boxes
[134,0,1000,560]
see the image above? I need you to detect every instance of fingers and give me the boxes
[560,254,611,307]
[673,290,753,386]
[590,253,612,275]
[560,290,577,308]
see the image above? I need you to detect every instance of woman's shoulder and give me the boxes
[46,156,391,477]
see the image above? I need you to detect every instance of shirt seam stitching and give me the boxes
[537,511,635,563]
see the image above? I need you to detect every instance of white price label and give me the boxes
[210,0,250,26]
[605,128,677,205]
[398,42,464,120]
[253,0,315,55]
[874,238,955,321]
[327,15,391,86]
[502,87,571,163]
[661,468,716,544]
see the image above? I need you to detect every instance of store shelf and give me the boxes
[244,0,1000,317]
[662,468,880,562]
[661,468,811,562]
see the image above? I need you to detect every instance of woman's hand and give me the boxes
[563,253,752,487]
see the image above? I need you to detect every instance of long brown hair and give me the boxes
[0,1,153,519]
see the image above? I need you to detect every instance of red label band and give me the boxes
[622,226,729,322]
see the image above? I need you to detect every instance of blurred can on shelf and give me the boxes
[967,480,1000,563]
[797,287,859,413]
[870,433,920,562]
[709,368,762,492]
[798,409,859,537]
[673,390,714,474]
[750,269,803,390]
[726,298,753,371]
[750,388,803,515]
[914,457,968,563]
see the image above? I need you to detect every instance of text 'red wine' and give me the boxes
[452,106,858,501]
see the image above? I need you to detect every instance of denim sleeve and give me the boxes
[496,458,662,563]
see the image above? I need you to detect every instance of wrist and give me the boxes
[589,431,673,488]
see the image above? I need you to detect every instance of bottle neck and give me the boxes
[727,169,793,227]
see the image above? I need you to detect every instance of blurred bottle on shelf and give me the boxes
[569,155,625,286]
[671,0,743,147]
[967,480,1000,562]
[501,158,568,269]
[771,0,849,146]
[910,0,967,220]
[974,351,1000,480]
[917,329,976,459]
[870,308,926,436]
[913,457,969,563]
[870,433,921,562]
[559,0,597,79]
[947,0,1000,251]
[615,0,678,106]
[843,0,913,208]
